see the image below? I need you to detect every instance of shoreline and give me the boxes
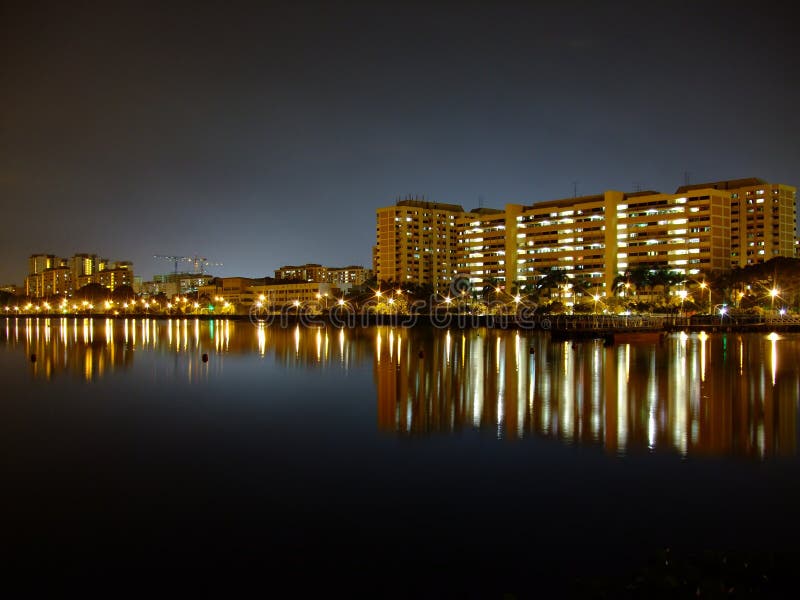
[4,312,800,335]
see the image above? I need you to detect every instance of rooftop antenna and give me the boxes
[478,194,485,209]
[684,171,691,186]
[572,180,579,198]
[633,181,642,193]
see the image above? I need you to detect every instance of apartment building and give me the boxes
[455,207,509,293]
[275,264,370,286]
[377,178,794,297]
[496,187,731,293]
[25,253,134,298]
[375,198,463,293]
[675,178,797,267]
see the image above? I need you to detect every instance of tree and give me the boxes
[73,283,110,304]
[536,268,568,299]
[111,285,136,303]
[0,290,16,306]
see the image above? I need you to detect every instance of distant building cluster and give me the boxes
[274,263,371,286]
[374,178,798,294]
[140,272,215,299]
[25,253,134,298]
[197,277,355,311]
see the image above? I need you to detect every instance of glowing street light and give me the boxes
[678,289,688,317]
[699,281,709,313]
[770,287,779,313]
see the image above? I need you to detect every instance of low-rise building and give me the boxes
[252,281,352,310]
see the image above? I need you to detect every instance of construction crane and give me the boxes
[153,255,223,275]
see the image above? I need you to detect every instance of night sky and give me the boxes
[2,0,799,284]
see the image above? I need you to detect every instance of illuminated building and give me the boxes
[508,188,732,294]
[141,281,179,298]
[198,277,264,307]
[455,207,508,293]
[151,272,213,295]
[24,253,134,298]
[375,198,464,293]
[28,254,57,275]
[674,178,797,267]
[274,264,371,286]
[378,179,795,298]
[252,281,347,309]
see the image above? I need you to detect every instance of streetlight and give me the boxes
[593,294,600,315]
[699,281,709,313]
[770,287,779,314]
[678,289,688,317]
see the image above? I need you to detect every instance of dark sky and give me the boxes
[2,0,799,284]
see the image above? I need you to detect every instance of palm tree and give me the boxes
[536,268,568,300]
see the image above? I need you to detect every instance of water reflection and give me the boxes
[372,328,800,459]
[3,317,799,458]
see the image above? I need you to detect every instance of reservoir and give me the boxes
[2,317,799,593]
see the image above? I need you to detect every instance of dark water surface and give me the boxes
[2,317,800,594]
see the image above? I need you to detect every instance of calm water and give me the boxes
[2,317,800,592]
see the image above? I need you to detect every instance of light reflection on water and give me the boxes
[3,316,799,459]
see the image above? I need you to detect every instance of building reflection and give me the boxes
[1,317,370,382]
[3,318,798,458]
[374,327,800,458]
[5,317,135,381]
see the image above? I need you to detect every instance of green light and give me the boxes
[208,305,214,311]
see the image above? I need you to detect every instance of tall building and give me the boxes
[69,253,97,285]
[28,254,57,275]
[674,178,797,268]
[496,187,731,293]
[375,198,464,293]
[456,207,508,293]
[376,177,795,300]
[24,252,134,298]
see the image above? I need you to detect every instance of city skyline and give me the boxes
[3,1,800,285]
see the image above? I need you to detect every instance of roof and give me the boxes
[674,178,767,194]
[467,207,504,215]
[395,199,465,212]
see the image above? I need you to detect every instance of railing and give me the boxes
[546,315,666,331]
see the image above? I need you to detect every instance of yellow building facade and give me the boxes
[675,178,797,267]
[376,178,794,297]
[375,199,463,293]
